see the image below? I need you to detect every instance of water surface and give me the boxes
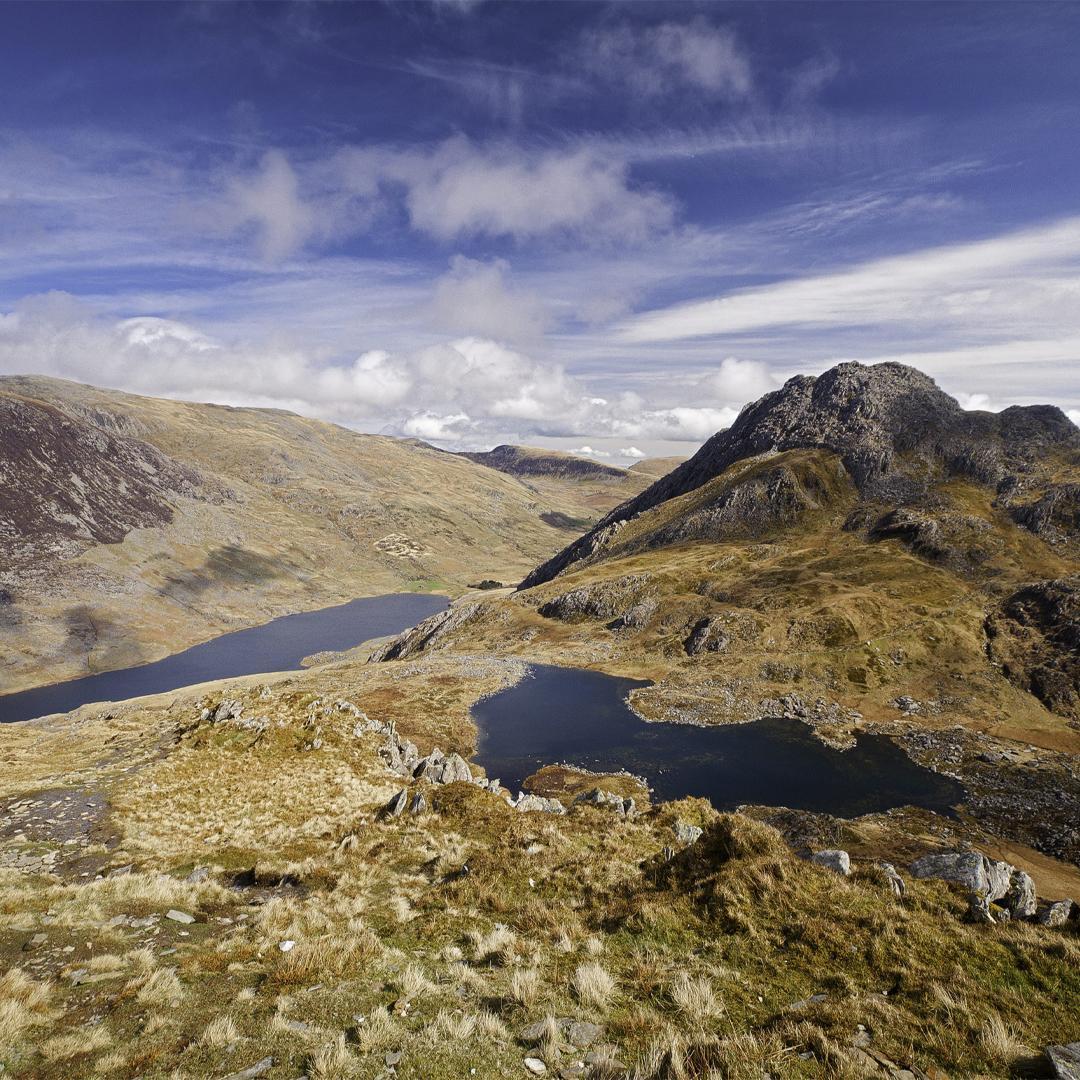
[472,664,963,817]
[0,593,447,724]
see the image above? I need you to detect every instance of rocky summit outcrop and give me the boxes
[521,361,1079,588]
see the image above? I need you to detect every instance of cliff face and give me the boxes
[521,362,1080,588]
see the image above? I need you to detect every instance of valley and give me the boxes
[1,362,1079,1079]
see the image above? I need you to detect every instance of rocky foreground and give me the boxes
[0,646,1079,1079]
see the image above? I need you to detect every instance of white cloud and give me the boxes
[216,151,323,262]
[617,214,1080,343]
[430,256,548,344]
[337,137,675,244]
[1069,409,1080,427]
[619,446,646,458]
[579,19,752,101]
[568,445,610,458]
[0,294,750,448]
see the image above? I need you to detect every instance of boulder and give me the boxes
[437,752,473,784]
[383,789,409,818]
[1035,899,1076,928]
[508,792,566,814]
[910,850,1012,902]
[575,788,635,817]
[878,862,906,899]
[810,849,852,876]
[674,822,703,847]
[966,893,997,925]
[408,792,427,816]
[684,616,730,657]
[1003,869,1037,919]
[212,699,243,724]
[1047,1043,1080,1080]
[413,748,446,782]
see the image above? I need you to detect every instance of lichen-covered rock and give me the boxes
[508,792,566,814]
[810,849,851,876]
[1003,869,1037,919]
[674,822,704,847]
[574,788,635,817]
[910,850,1012,902]
[684,616,730,656]
[878,862,906,899]
[1047,1042,1080,1080]
[1035,899,1076,927]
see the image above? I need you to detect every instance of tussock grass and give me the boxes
[572,961,617,1010]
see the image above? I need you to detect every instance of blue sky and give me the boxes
[1,1,1078,460]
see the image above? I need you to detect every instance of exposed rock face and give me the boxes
[461,444,627,481]
[537,574,654,624]
[369,603,477,662]
[1004,869,1038,919]
[1010,484,1080,542]
[985,578,1080,719]
[0,391,207,564]
[684,616,730,656]
[574,788,636,817]
[521,361,1079,588]
[1047,1042,1080,1080]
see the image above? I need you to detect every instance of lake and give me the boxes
[0,593,447,724]
[472,664,964,817]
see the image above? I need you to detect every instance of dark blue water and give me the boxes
[0,593,447,724]
[472,665,964,817]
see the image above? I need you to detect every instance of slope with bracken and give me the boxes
[0,376,650,695]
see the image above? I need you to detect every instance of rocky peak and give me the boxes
[521,361,1078,588]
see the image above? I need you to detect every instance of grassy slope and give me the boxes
[0,377,649,694]
[1,659,1078,1079]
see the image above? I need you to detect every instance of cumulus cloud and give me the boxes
[337,136,674,244]
[0,294,750,448]
[579,19,752,101]
[430,256,548,344]
[619,446,646,458]
[215,151,323,262]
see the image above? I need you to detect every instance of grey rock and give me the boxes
[383,789,409,818]
[523,1058,547,1076]
[437,752,473,784]
[910,850,1012,901]
[508,792,566,814]
[878,862,906,899]
[1047,1043,1080,1080]
[967,892,997,925]
[574,788,634,817]
[408,792,427,816]
[684,616,730,656]
[370,603,480,662]
[212,699,243,724]
[186,865,211,884]
[221,1058,275,1080]
[565,1020,602,1048]
[1035,899,1076,927]
[165,909,195,925]
[673,822,703,847]
[1003,869,1037,918]
[385,1049,402,1067]
[810,849,851,876]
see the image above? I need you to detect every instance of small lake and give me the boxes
[472,664,964,818]
[0,593,447,724]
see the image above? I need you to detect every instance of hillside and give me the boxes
[0,377,652,695]
[367,362,1080,868]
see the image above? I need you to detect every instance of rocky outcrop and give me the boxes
[985,578,1080,720]
[369,602,476,662]
[574,788,636,817]
[1047,1043,1080,1080]
[684,616,730,656]
[537,574,654,624]
[1009,484,1080,542]
[520,361,1079,589]
[507,792,566,814]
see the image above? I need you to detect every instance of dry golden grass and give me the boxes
[572,960,617,1010]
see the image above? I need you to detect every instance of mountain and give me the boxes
[460,443,629,481]
[0,376,651,694]
[371,360,1080,863]
[521,361,1080,588]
